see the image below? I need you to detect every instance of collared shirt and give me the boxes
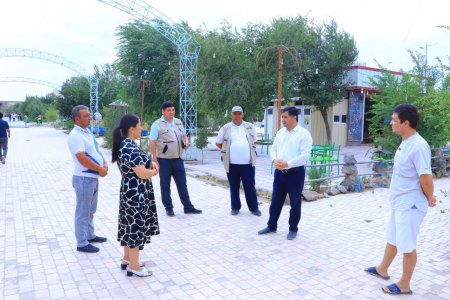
[270,124,312,168]
[389,133,431,212]
[67,125,104,178]
[149,116,186,141]
[216,122,257,164]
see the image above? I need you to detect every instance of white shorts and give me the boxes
[386,207,426,253]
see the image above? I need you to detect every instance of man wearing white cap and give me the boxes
[216,106,261,216]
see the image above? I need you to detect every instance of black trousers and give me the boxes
[267,166,305,232]
[226,163,259,211]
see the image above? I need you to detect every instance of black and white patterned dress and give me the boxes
[117,138,159,249]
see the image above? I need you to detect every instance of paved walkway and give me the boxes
[1,124,449,299]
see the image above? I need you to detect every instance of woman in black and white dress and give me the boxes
[112,114,160,277]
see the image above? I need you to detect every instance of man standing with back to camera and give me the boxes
[258,106,312,240]
[0,112,11,164]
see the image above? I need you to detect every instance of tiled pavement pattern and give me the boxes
[1,122,449,300]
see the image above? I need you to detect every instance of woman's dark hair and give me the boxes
[393,103,419,129]
[112,114,140,163]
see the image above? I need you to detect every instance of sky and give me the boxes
[0,0,449,102]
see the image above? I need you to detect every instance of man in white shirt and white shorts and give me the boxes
[364,104,436,295]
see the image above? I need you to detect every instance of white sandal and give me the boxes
[126,266,152,277]
[121,259,145,270]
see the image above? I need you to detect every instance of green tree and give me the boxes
[296,19,358,142]
[368,51,450,151]
[56,76,90,117]
[195,22,270,127]
[115,20,179,122]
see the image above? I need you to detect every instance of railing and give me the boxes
[304,160,392,183]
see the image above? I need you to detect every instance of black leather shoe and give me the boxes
[184,207,202,214]
[166,208,175,217]
[77,244,99,253]
[231,210,239,215]
[251,209,262,216]
[88,236,107,243]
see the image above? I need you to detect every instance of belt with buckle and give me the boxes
[281,167,300,173]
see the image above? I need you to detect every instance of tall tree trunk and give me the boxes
[320,109,332,143]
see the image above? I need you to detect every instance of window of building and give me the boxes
[333,114,347,124]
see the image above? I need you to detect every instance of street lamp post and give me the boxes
[420,43,438,77]
[140,79,148,122]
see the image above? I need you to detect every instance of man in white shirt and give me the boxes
[364,104,436,295]
[216,106,261,216]
[258,107,312,240]
[67,105,108,253]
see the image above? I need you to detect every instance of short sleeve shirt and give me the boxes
[389,133,432,212]
[67,125,104,178]
[149,116,186,141]
[217,122,256,164]
[0,119,9,138]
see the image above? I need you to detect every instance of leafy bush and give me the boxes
[45,108,59,122]
[307,167,325,192]
[194,128,209,164]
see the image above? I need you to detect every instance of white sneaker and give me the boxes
[1,156,5,164]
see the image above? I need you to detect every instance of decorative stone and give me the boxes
[343,153,357,164]
[433,149,449,177]
[328,187,340,196]
[370,176,390,188]
[337,185,348,193]
[340,154,358,191]
[302,190,326,201]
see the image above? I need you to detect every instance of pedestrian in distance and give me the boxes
[364,104,436,295]
[258,106,312,240]
[216,106,261,216]
[112,114,160,277]
[24,115,28,127]
[149,101,202,217]
[0,112,11,164]
[67,105,108,253]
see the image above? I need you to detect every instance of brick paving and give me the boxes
[1,122,449,299]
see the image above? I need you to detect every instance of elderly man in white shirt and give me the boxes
[258,106,312,240]
[216,106,261,216]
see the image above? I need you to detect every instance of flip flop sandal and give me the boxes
[364,266,390,280]
[382,283,413,295]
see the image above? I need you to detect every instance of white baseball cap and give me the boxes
[231,106,243,113]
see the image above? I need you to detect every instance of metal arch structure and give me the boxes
[0,76,61,91]
[0,48,99,124]
[97,0,200,159]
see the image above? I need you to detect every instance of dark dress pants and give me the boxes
[226,163,259,211]
[267,166,305,232]
[157,157,194,210]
